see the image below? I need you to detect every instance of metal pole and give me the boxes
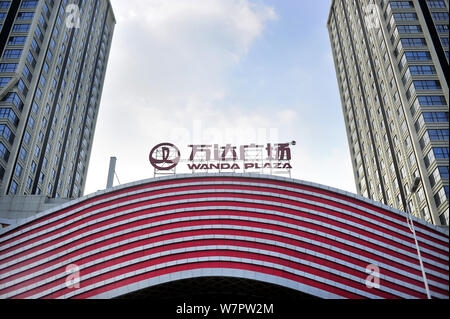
[406,207,431,299]
[406,177,431,299]
[106,157,117,189]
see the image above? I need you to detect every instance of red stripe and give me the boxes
[2,237,444,298]
[1,208,440,273]
[1,225,447,291]
[1,177,445,246]
[1,176,448,300]
[13,250,404,299]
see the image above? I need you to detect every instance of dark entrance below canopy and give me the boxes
[115,276,318,301]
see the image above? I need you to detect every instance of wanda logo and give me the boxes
[149,143,180,170]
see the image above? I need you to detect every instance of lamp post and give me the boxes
[405,177,431,299]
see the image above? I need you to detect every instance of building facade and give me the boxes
[0,173,448,299]
[0,0,115,199]
[327,0,449,226]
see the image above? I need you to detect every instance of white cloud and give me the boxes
[84,1,356,197]
[85,0,279,193]
[106,0,277,107]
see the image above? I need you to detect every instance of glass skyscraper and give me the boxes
[327,0,448,226]
[0,0,115,198]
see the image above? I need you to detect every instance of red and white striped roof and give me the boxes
[0,174,448,299]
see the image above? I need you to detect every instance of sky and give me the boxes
[84,0,357,195]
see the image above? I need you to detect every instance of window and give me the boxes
[409,65,436,75]
[434,186,449,207]
[2,92,23,110]
[36,87,42,100]
[425,147,449,167]
[3,49,22,59]
[396,25,422,33]
[0,141,9,161]
[0,63,17,72]
[39,13,47,29]
[423,112,448,123]
[436,25,449,33]
[47,49,53,61]
[430,166,449,187]
[7,36,26,45]
[30,161,36,173]
[427,1,446,8]
[24,131,30,144]
[12,24,30,32]
[39,74,46,87]
[43,2,49,17]
[27,116,34,129]
[20,0,38,8]
[0,107,18,125]
[390,1,414,8]
[31,38,40,54]
[19,146,27,161]
[27,51,36,67]
[439,166,449,179]
[406,51,431,61]
[428,129,449,141]
[14,163,22,177]
[422,206,431,221]
[414,96,446,107]
[408,81,442,98]
[414,80,441,90]
[35,26,43,41]
[9,181,18,195]
[399,38,427,48]
[440,211,449,226]
[0,124,14,143]
[0,1,11,9]
[392,12,417,21]
[432,12,449,20]
[0,77,11,87]
[34,145,40,157]
[43,62,49,74]
[17,12,34,20]
[433,147,449,159]
[399,51,431,70]
[26,177,32,190]
[22,65,32,81]
[18,79,28,96]
[416,112,449,130]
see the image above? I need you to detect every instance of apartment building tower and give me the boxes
[327,0,449,225]
[0,0,115,198]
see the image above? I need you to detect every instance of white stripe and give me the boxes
[1,216,447,287]
[1,201,447,269]
[89,269,343,299]
[2,229,446,295]
[1,180,446,246]
[29,256,387,299]
[1,238,443,298]
[4,244,428,299]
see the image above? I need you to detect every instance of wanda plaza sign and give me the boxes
[149,142,295,172]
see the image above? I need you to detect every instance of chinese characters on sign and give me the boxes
[149,142,295,173]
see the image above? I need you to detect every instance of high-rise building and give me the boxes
[327,0,448,226]
[0,0,115,198]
